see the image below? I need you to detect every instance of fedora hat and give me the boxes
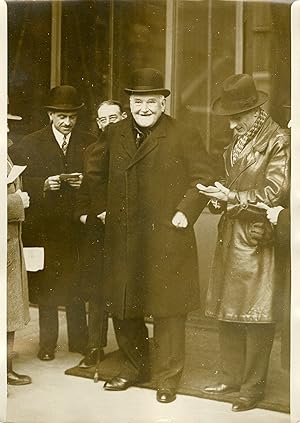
[212,74,268,116]
[44,85,84,111]
[124,68,170,97]
[7,96,22,120]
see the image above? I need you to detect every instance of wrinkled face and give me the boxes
[96,104,126,131]
[48,111,78,135]
[130,94,166,128]
[228,108,259,136]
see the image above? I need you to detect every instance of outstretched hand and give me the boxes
[197,181,229,202]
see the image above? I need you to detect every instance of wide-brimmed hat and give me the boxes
[124,68,170,97]
[44,85,84,111]
[7,96,22,120]
[212,74,269,116]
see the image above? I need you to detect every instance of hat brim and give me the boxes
[7,113,22,120]
[44,103,85,111]
[211,91,269,116]
[124,88,170,98]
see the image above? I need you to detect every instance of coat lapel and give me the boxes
[224,118,275,188]
[126,116,166,170]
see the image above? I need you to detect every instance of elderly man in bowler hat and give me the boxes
[86,68,213,403]
[10,85,97,361]
[197,74,290,412]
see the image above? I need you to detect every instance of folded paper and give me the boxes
[23,247,44,272]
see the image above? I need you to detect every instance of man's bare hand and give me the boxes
[79,214,88,224]
[266,206,284,225]
[66,173,83,189]
[44,175,61,191]
[172,211,188,228]
[197,181,229,202]
[97,211,106,224]
[16,189,30,208]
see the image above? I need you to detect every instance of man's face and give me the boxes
[228,109,258,137]
[96,104,126,131]
[48,111,78,135]
[130,94,166,128]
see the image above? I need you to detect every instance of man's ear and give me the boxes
[161,98,166,112]
[47,111,53,122]
[121,112,127,120]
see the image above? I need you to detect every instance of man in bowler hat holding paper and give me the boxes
[86,68,213,402]
[10,85,97,361]
[197,74,290,411]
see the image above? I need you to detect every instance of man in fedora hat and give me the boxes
[7,103,32,385]
[197,74,290,411]
[9,85,97,361]
[85,68,213,403]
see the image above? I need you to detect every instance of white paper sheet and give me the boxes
[23,247,44,272]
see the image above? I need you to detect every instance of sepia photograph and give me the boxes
[0,0,299,422]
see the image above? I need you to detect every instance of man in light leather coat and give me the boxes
[198,74,290,412]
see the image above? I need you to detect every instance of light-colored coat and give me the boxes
[205,117,290,323]
[7,148,30,332]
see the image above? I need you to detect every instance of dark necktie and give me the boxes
[61,136,68,155]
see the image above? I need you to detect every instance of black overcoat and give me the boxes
[86,114,213,319]
[9,125,96,305]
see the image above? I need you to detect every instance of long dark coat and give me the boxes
[205,117,290,323]
[7,146,30,331]
[74,174,105,301]
[9,125,96,306]
[86,114,213,319]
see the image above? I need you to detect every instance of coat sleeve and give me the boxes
[84,133,109,214]
[176,126,215,224]
[228,133,290,210]
[7,191,25,223]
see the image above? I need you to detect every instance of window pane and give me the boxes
[175,0,236,155]
[8,0,51,138]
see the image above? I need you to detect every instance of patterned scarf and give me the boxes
[231,108,268,165]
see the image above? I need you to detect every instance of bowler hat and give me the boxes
[7,97,22,120]
[124,68,170,97]
[44,85,84,111]
[212,74,268,116]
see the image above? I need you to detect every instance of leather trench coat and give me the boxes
[205,117,290,323]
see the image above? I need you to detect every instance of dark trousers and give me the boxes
[87,300,108,349]
[218,321,276,398]
[39,300,88,353]
[112,315,186,390]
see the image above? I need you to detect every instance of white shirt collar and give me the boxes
[51,125,71,148]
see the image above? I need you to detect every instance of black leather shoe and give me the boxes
[78,348,104,368]
[103,376,133,391]
[203,383,240,394]
[156,388,176,403]
[7,371,32,386]
[232,396,261,412]
[37,350,55,361]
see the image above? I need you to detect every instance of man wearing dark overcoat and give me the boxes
[9,86,97,361]
[86,68,213,403]
[197,74,290,412]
